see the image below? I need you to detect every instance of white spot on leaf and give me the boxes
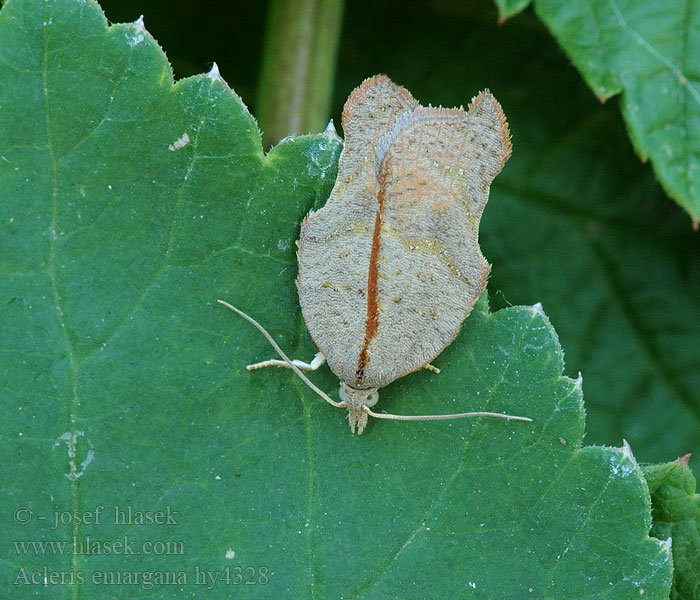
[168,132,190,151]
[55,431,94,480]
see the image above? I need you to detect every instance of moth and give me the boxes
[220,75,531,433]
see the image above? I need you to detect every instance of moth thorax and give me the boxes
[339,382,379,410]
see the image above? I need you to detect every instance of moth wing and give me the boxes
[297,77,418,386]
[360,92,511,387]
[337,74,418,187]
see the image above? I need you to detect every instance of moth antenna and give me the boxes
[217,300,343,408]
[362,406,532,423]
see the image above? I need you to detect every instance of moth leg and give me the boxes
[247,351,326,372]
[422,363,440,374]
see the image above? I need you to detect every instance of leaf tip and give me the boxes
[207,62,226,86]
[658,537,672,553]
[530,301,544,316]
[621,439,634,462]
[324,119,339,139]
[674,452,692,466]
[133,14,145,32]
[123,14,149,48]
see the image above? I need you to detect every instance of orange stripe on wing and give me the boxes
[356,173,386,384]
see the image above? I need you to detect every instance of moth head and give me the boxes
[339,383,379,434]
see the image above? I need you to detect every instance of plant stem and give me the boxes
[257,0,344,149]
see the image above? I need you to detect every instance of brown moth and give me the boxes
[219,75,531,434]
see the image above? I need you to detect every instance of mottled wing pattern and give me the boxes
[298,77,511,392]
[297,76,418,386]
[335,75,417,187]
[360,93,511,388]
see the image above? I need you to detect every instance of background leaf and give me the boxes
[0,0,673,598]
[645,456,700,600]
[494,0,531,21]
[497,0,700,221]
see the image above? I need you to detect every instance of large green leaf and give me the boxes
[0,0,673,598]
[495,0,700,221]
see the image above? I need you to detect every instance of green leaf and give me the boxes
[645,456,700,600]
[495,0,700,220]
[0,0,673,598]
